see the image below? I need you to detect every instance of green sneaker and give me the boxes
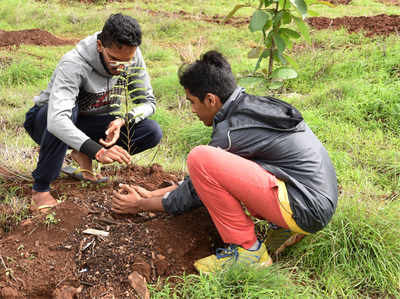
[194,242,272,274]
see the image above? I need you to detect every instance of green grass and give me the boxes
[0,0,399,297]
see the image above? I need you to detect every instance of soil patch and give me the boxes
[0,29,77,48]
[307,14,400,37]
[1,13,400,49]
[0,164,222,298]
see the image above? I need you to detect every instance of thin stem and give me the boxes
[268,2,280,78]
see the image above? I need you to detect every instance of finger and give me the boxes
[110,149,130,164]
[119,184,138,195]
[99,138,112,147]
[114,146,131,163]
[112,190,125,200]
[105,151,124,164]
[111,206,123,214]
[99,154,114,164]
[132,186,149,197]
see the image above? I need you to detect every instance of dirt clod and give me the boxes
[128,271,150,299]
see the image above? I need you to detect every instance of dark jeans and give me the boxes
[24,105,162,192]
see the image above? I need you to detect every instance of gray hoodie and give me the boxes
[33,32,156,153]
[163,88,338,233]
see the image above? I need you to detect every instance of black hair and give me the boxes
[178,50,237,103]
[98,13,142,48]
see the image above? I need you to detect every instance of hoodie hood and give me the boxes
[214,87,305,132]
[75,32,112,78]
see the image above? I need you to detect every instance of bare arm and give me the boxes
[111,184,178,214]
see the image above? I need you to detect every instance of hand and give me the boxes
[95,145,130,164]
[132,185,153,198]
[112,184,142,214]
[99,118,125,147]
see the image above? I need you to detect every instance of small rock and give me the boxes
[167,248,173,254]
[128,271,150,299]
[35,240,40,247]
[132,256,151,282]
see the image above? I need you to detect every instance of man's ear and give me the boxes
[96,40,102,52]
[205,93,221,107]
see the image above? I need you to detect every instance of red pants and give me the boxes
[187,145,289,249]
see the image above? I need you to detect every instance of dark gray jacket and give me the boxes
[163,88,338,233]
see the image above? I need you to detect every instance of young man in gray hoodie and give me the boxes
[24,14,162,210]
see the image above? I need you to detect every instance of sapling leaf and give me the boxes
[128,89,146,96]
[273,49,287,64]
[282,11,292,24]
[294,16,311,43]
[289,0,307,17]
[271,67,298,80]
[249,10,272,32]
[269,80,284,89]
[279,28,301,39]
[272,32,286,54]
[248,47,264,59]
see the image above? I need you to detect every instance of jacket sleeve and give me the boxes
[161,176,203,215]
[47,60,93,151]
[126,47,156,123]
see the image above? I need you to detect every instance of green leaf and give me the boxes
[248,47,264,59]
[271,67,298,80]
[269,80,284,89]
[263,0,274,6]
[289,0,307,17]
[272,32,286,54]
[273,49,287,64]
[279,0,290,9]
[223,4,250,23]
[294,16,310,43]
[279,28,301,39]
[264,19,273,31]
[238,76,266,89]
[273,11,283,27]
[249,10,271,32]
[282,11,292,24]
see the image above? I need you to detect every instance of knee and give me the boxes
[187,145,214,175]
[145,120,163,148]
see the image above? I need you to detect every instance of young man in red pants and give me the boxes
[112,51,338,274]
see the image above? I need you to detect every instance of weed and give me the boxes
[44,212,59,228]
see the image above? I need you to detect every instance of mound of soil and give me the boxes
[307,14,400,37]
[0,29,77,47]
[0,164,222,298]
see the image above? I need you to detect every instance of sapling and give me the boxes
[106,66,146,175]
[225,0,334,89]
